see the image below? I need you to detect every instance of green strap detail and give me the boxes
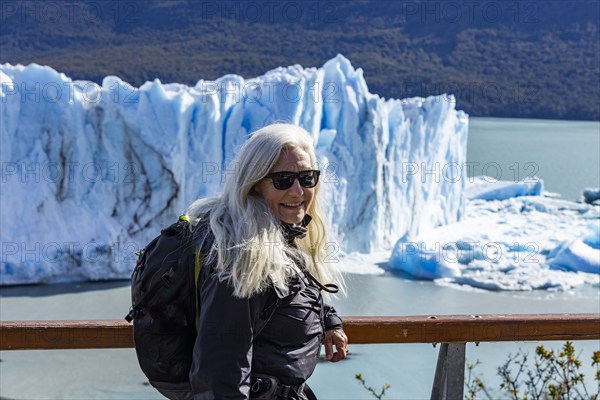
[194,251,204,332]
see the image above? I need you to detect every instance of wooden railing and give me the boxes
[1,314,598,350]
[1,314,599,400]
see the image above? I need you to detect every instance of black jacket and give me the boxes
[189,223,342,400]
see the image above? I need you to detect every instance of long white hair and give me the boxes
[186,123,343,298]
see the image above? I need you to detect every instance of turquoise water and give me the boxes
[1,277,599,399]
[468,118,600,201]
[1,117,599,399]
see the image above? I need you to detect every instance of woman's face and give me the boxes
[254,146,315,225]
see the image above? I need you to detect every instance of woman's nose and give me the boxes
[289,178,304,194]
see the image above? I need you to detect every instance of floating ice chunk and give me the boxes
[388,194,599,290]
[466,176,543,201]
[582,188,600,205]
[389,240,461,279]
[547,240,600,274]
[548,225,600,274]
[583,224,600,249]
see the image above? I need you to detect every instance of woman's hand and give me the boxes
[324,328,348,362]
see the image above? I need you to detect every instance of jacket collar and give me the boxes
[281,214,312,244]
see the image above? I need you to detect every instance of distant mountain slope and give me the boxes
[1,0,598,120]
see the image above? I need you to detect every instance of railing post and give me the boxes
[430,343,466,400]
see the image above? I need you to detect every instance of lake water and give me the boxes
[1,276,599,400]
[467,117,600,201]
[1,117,599,399]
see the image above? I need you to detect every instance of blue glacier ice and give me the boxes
[547,224,600,275]
[0,55,469,285]
[389,182,600,289]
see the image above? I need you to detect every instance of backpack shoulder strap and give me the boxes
[193,250,204,331]
[125,222,183,322]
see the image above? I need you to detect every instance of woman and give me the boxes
[186,123,348,399]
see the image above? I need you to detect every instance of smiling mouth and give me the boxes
[281,202,303,208]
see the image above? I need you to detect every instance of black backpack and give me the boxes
[125,215,279,395]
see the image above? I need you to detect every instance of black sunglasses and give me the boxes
[265,170,320,190]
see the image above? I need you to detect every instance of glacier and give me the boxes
[0,55,469,285]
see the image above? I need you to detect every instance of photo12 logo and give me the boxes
[400,161,540,183]
[1,1,139,24]
[197,1,339,23]
[1,241,141,266]
[396,241,541,264]
[399,81,540,106]
[1,162,141,184]
[398,1,539,24]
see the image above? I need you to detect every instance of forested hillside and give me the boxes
[1,0,598,120]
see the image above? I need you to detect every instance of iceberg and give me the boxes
[389,239,461,280]
[548,225,600,274]
[389,180,600,290]
[0,55,468,285]
[466,176,543,201]
[582,188,600,205]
